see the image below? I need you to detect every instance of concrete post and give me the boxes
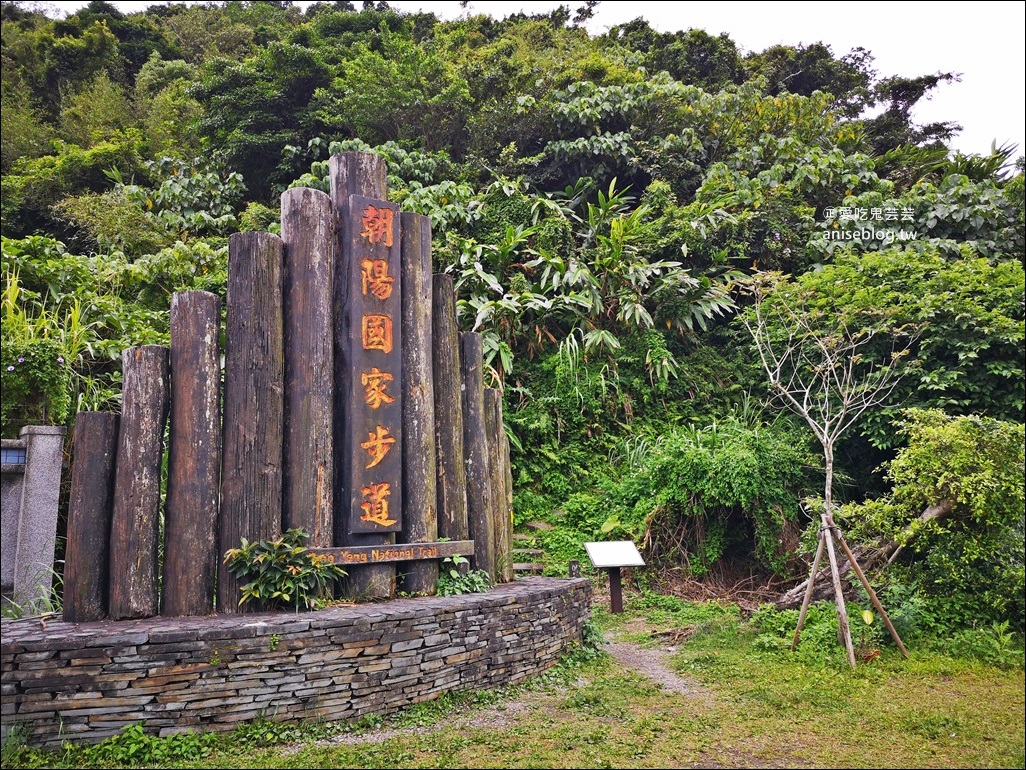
[2,426,66,613]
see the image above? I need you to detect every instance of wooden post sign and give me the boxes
[584,540,645,614]
[341,195,403,536]
[61,152,523,618]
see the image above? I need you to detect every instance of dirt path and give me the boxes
[602,617,718,704]
[604,640,700,694]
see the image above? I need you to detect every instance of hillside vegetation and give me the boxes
[1,1,1023,643]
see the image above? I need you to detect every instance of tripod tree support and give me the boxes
[791,514,909,668]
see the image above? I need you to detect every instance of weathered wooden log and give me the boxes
[483,389,504,582]
[398,212,438,595]
[109,345,170,620]
[63,412,119,622]
[484,388,515,583]
[499,396,515,583]
[330,152,395,600]
[432,274,468,543]
[219,232,284,613]
[281,187,334,547]
[329,152,387,222]
[460,332,495,580]
[162,291,222,617]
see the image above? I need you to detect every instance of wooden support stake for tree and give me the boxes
[791,514,910,665]
[281,186,335,548]
[431,274,468,544]
[790,525,826,652]
[109,345,170,620]
[821,514,857,669]
[63,412,119,623]
[460,331,495,580]
[330,151,396,600]
[829,514,909,658]
[219,232,284,613]
[398,212,439,595]
[163,290,222,617]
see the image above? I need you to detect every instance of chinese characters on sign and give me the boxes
[362,315,393,353]
[361,425,395,468]
[344,196,402,534]
[361,368,394,408]
[360,482,396,527]
[360,205,394,247]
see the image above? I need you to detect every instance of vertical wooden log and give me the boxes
[331,152,396,600]
[461,332,495,580]
[500,395,515,583]
[432,274,468,543]
[219,232,284,613]
[398,212,438,595]
[329,152,387,222]
[63,412,118,622]
[281,187,334,547]
[109,345,170,620]
[483,388,503,581]
[485,388,514,584]
[162,291,221,617]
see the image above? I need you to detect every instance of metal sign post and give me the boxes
[583,541,645,614]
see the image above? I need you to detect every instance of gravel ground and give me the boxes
[604,640,698,694]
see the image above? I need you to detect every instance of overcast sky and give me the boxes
[34,0,1026,160]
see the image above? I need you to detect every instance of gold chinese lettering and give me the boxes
[360,482,396,527]
[362,314,393,353]
[361,258,394,300]
[361,367,395,409]
[360,425,396,469]
[360,205,394,247]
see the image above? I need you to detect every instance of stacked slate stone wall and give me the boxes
[1,577,591,747]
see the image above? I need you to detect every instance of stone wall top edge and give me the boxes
[1,577,590,649]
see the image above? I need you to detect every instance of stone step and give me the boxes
[513,548,543,557]
[513,562,545,574]
[523,521,553,532]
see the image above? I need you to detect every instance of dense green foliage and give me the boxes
[535,416,814,578]
[1,0,1022,631]
[839,410,1025,633]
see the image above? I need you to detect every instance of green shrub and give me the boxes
[222,528,347,612]
[436,555,493,596]
[840,409,1025,633]
[605,418,812,577]
[0,338,71,436]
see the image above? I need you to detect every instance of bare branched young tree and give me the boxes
[738,271,919,518]
[737,270,920,666]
